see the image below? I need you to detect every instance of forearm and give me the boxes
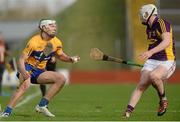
[18,55,27,73]
[58,53,73,63]
[149,39,170,55]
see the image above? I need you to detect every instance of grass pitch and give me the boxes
[1,83,180,121]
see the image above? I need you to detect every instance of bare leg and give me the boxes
[149,66,168,100]
[1,78,31,116]
[37,71,65,101]
[34,71,65,117]
[149,66,169,116]
[8,78,31,108]
[128,70,151,107]
[123,70,151,117]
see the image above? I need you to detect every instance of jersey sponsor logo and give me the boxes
[148,31,156,38]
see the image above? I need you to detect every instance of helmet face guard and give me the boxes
[39,19,57,37]
[141,8,155,25]
[139,4,157,25]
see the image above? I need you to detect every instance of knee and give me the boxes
[136,84,147,92]
[149,72,161,84]
[56,75,66,86]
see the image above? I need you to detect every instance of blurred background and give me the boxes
[0,0,180,121]
[0,0,179,84]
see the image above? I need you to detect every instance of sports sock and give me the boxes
[40,85,46,97]
[4,106,12,114]
[158,91,167,101]
[152,83,167,101]
[39,98,49,107]
[126,105,134,113]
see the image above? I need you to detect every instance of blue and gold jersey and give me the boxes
[23,34,63,69]
[146,17,175,61]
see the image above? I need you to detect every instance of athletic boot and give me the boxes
[0,106,12,118]
[0,112,10,117]
[157,100,168,116]
[35,105,55,117]
[122,110,131,118]
[122,105,134,118]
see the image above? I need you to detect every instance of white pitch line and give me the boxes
[15,91,40,108]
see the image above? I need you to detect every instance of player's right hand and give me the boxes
[138,51,153,61]
[50,56,56,63]
[20,70,30,80]
[70,55,80,63]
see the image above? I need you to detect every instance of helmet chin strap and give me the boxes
[142,8,155,25]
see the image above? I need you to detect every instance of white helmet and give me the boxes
[39,19,57,37]
[39,19,56,30]
[139,4,158,24]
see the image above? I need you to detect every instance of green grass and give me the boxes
[1,83,180,121]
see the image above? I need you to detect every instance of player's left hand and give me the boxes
[70,55,80,63]
[139,51,153,60]
[50,56,56,63]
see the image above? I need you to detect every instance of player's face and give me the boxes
[44,23,57,37]
[139,12,148,23]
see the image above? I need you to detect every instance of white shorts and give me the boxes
[142,59,176,79]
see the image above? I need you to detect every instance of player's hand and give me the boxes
[50,56,56,63]
[139,51,153,60]
[20,70,30,80]
[70,55,80,63]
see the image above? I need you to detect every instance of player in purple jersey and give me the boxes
[123,4,176,118]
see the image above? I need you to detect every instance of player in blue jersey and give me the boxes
[0,19,80,117]
[123,4,176,118]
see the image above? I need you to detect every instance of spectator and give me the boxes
[0,32,10,96]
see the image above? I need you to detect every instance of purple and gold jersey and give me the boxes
[23,34,63,69]
[146,17,175,61]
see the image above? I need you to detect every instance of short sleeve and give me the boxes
[22,38,35,56]
[55,38,63,56]
[157,19,171,33]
